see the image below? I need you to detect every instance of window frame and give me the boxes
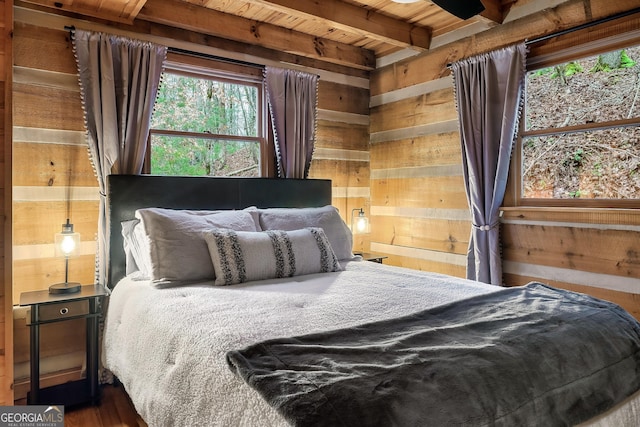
[144,53,274,177]
[509,22,640,209]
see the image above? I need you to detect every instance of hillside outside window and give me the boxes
[518,42,640,206]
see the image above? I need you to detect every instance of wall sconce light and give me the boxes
[49,219,82,294]
[351,208,370,234]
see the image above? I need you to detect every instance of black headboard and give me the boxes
[107,175,332,288]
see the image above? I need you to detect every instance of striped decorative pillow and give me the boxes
[204,227,342,286]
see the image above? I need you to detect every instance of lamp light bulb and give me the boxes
[356,216,367,233]
[60,234,77,255]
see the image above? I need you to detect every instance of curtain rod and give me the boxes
[168,47,321,78]
[168,47,264,70]
[525,6,640,45]
[447,6,640,68]
[60,31,316,76]
[60,26,260,68]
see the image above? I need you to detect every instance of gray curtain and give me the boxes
[264,66,319,178]
[451,43,527,285]
[73,29,167,285]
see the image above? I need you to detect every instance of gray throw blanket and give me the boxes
[226,283,640,426]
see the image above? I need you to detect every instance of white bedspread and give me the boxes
[102,260,640,427]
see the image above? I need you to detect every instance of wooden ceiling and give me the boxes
[21,0,523,70]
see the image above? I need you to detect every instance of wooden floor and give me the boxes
[64,384,147,427]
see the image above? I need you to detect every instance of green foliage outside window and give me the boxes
[150,72,262,177]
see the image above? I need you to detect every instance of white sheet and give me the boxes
[102,260,640,426]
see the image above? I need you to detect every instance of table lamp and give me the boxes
[351,208,370,234]
[49,219,81,294]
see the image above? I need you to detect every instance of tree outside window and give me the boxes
[149,68,265,177]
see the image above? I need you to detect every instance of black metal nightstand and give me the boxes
[354,252,388,263]
[19,284,110,407]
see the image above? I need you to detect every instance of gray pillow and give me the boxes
[135,208,259,282]
[253,205,354,261]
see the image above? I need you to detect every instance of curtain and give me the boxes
[73,29,167,285]
[264,66,319,178]
[451,43,527,285]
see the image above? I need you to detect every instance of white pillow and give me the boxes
[254,205,354,260]
[135,208,260,282]
[120,219,153,280]
[120,219,144,275]
[122,219,139,275]
[203,227,342,286]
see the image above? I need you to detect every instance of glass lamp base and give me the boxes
[49,282,82,294]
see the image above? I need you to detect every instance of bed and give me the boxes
[102,175,640,427]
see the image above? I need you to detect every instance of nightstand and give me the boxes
[19,284,110,407]
[354,252,388,263]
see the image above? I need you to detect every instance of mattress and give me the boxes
[102,260,640,426]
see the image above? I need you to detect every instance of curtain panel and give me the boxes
[264,66,319,178]
[451,43,527,285]
[72,29,167,285]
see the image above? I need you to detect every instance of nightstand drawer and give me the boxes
[27,300,89,324]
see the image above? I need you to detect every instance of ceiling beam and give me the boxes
[19,0,147,23]
[242,0,432,51]
[138,0,375,70]
[15,3,370,81]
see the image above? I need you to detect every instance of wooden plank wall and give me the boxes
[12,19,98,399]
[501,208,640,319]
[11,4,370,398]
[1,0,13,406]
[311,82,370,253]
[370,0,640,318]
[369,78,468,276]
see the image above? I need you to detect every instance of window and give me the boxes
[148,57,270,177]
[517,42,640,206]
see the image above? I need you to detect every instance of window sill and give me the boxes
[500,206,640,225]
